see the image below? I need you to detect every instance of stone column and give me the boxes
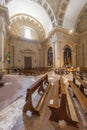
[0,6,9,71]
[76,44,81,66]
[61,49,64,67]
[84,43,87,67]
[56,41,61,68]
[71,50,75,67]
[40,47,45,67]
[57,40,62,68]
[72,44,76,67]
[54,41,58,67]
[52,42,55,67]
[0,16,5,71]
[42,46,47,67]
[38,48,42,67]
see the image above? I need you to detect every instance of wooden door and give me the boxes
[24,56,32,69]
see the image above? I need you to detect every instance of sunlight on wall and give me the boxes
[24,27,38,39]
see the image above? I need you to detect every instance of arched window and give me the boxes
[16,26,39,40]
[23,26,38,39]
[24,28,31,39]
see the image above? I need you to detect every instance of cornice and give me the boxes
[47,26,80,40]
[9,26,81,44]
[9,34,45,44]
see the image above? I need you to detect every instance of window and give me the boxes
[24,28,32,39]
[22,26,38,39]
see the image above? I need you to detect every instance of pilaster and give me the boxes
[0,5,9,71]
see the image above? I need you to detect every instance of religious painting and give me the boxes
[47,47,53,66]
[64,46,72,66]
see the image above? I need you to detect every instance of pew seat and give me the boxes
[69,81,87,114]
[48,77,79,127]
[23,74,51,115]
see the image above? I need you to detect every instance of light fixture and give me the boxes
[69,29,73,34]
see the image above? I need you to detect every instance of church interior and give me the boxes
[0,0,87,130]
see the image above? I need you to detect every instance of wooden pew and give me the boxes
[19,67,52,76]
[69,81,87,114]
[76,67,87,79]
[23,74,51,115]
[73,74,87,96]
[0,73,4,87]
[48,76,79,127]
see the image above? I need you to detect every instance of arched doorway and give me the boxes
[64,46,72,67]
[47,47,53,66]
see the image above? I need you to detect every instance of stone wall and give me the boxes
[78,32,87,67]
[9,36,45,68]
[48,28,80,68]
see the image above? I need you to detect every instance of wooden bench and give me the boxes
[73,74,87,96]
[76,67,87,79]
[69,81,87,114]
[23,74,51,115]
[0,73,4,87]
[48,76,79,127]
[19,67,52,76]
[19,69,38,76]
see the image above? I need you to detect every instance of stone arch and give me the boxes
[82,43,85,67]
[10,14,46,40]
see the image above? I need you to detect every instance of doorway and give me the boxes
[24,56,32,69]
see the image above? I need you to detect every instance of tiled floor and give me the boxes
[0,72,87,130]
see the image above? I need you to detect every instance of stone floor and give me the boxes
[0,72,87,130]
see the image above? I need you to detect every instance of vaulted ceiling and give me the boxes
[5,0,87,36]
